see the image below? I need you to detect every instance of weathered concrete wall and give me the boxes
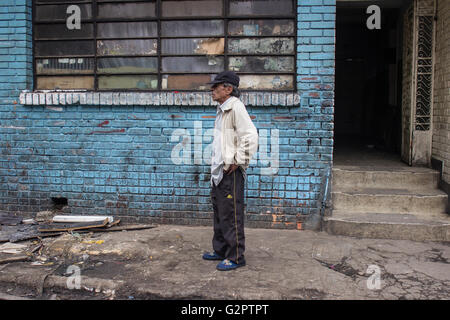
[0,0,336,229]
[432,0,450,184]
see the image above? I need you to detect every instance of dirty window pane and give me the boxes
[36,0,92,2]
[239,75,294,90]
[162,38,224,55]
[35,41,95,57]
[98,2,156,19]
[228,38,294,54]
[36,76,94,90]
[228,20,294,36]
[98,75,158,90]
[33,0,296,91]
[97,22,157,39]
[229,56,294,72]
[97,40,157,56]
[161,20,223,37]
[35,4,92,21]
[162,1,222,17]
[162,57,224,73]
[36,58,95,75]
[162,74,214,90]
[229,0,294,16]
[97,57,158,74]
[34,24,93,40]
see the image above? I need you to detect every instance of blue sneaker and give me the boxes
[216,259,246,271]
[202,252,224,261]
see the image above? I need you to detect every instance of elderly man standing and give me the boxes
[202,71,259,271]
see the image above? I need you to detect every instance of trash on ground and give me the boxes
[81,240,105,245]
[0,242,27,254]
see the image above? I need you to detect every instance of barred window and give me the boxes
[33,0,296,91]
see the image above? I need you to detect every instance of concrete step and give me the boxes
[332,167,440,191]
[332,189,448,215]
[323,211,450,242]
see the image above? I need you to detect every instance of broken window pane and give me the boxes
[228,38,294,54]
[97,22,157,39]
[162,1,222,17]
[228,19,294,36]
[36,76,94,90]
[229,56,294,72]
[97,40,157,56]
[162,57,224,73]
[36,58,94,75]
[239,75,294,90]
[98,75,158,90]
[229,0,294,16]
[162,38,224,55]
[98,2,156,19]
[35,41,95,57]
[97,57,158,74]
[161,20,223,37]
[162,74,213,90]
[34,23,93,40]
[35,4,92,21]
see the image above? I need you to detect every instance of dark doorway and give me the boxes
[334,1,410,162]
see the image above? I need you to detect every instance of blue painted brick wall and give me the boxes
[0,0,335,230]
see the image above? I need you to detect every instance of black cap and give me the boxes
[208,71,240,87]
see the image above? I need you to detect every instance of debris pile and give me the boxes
[1,212,154,243]
[0,211,155,268]
[0,213,121,244]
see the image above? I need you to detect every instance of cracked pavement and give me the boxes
[0,225,449,299]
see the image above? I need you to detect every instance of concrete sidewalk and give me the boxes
[0,224,449,300]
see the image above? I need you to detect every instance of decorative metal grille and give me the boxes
[414,5,435,131]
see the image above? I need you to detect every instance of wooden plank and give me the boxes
[85,224,156,232]
[38,219,108,232]
[52,215,114,224]
[0,255,31,265]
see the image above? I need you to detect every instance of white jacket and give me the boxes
[220,97,258,171]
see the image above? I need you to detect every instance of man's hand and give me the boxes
[224,164,239,175]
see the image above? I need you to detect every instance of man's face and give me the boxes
[210,83,232,104]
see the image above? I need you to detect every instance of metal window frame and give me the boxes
[32,0,298,92]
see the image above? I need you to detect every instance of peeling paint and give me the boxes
[97,39,157,56]
[228,38,294,54]
[194,38,224,55]
[229,56,294,72]
[239,75,294,90]
[228,20,294,36]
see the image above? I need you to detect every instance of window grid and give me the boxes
[33,0,297,92]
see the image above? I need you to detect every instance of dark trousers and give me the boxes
[211,168,245,264]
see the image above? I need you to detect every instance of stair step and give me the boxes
[332,167,440,190]
[332,189,448,214]
[324,211,450,242]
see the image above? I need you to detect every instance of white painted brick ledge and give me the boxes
[20,91,300,107]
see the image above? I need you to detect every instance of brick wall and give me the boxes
[0,0,336,230]
[432,0,450,184]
